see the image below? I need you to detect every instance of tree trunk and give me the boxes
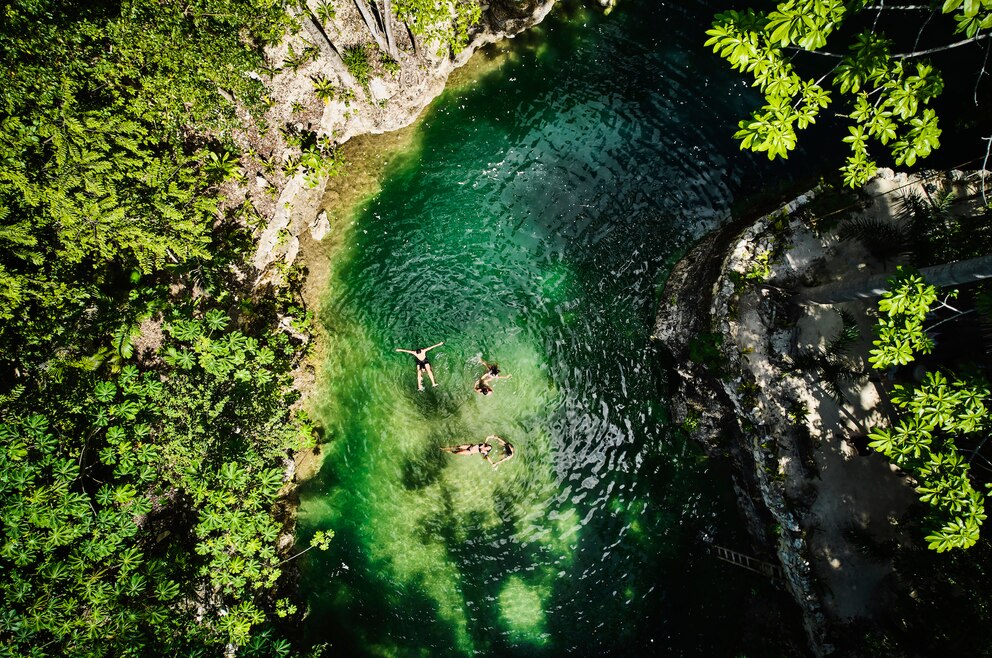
[405,21,419,57]
[382,0,399,60]
[353,0,389,52]
[294,6,358,86]
[301,7,341,59]
[793,253,992,304]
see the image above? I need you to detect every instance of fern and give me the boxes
[112,322,142,359]
[827,309,860,355]
[838,216,910,264]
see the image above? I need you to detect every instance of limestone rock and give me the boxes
[284,235,300,265]
[310,210,331,241]
[369,78,390,103]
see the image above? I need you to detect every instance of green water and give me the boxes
[298,1,809,655]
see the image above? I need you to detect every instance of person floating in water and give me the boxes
[441,435,515,469]
[395,342,443,391]
[486,435,515,469]
[474,358,511,396]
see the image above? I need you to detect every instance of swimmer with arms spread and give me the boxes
[441,435,515,469]
[395,341,443,391]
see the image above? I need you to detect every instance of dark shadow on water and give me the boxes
[301,494,474,656]
[402,444,448,491]
[411,386,466,419]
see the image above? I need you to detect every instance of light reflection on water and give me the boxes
[297,0,808,655]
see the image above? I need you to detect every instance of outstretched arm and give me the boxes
[395,348,415,354]
[424,341,444,352]
[487,435,506,446]
[490,451,515,468]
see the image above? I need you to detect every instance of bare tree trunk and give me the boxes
[405,21,419,57]
[793,253,992,304]
[302,7,341,59]
[381,0,399,59]
[293,6,358,86]
[353,0,389,52]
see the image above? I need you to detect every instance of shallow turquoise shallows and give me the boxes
[298,1,811,655]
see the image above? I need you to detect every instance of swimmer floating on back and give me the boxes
[395,342,443,391]
[441,435,515,470]
[474,358,511,396]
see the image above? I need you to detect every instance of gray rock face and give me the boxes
[310,210,330,241]
[654,190,834,657]
[284,236,300,265]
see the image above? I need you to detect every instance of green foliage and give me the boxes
[0,297,321,653]
[0,0,297,370]
[0,1,333,654]
[310,529,334,551]
[943,0,992,37]
[279,128,344,188]
[869,268,940,369]
[867,371,989,551]
[703,0,990,186]
[205,150,244,183]
[312,74,337,104]
[343,44,374,90]
[895,182,992,266]
[315,0,337,25]
[380,53,401,77]
[393,0,482,54]
[838,216,911,264]
[864,269,990,551]
[283,40,320,72]
[743,249,773,281]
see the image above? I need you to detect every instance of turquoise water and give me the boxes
[298,1,809,655]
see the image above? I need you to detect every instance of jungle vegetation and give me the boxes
[0,0,331,654]
[0,0,492,652]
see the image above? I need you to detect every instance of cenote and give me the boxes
[297,1,819,655]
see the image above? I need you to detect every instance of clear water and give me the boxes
[298,1,811,655]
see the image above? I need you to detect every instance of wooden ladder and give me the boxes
[711,545,784,581]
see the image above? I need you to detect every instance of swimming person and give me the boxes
[480,359,510,381]
[474,358,511,396]
[395,342,443,391]
[440,436,515,469]
[486,435,515,469]
[440,440,493,462]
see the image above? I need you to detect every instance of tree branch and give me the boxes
[893,31,992,58]
[871,0,884,33]
[976,36,991,106]
[981,135,991,209]
[785,32,992,60]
